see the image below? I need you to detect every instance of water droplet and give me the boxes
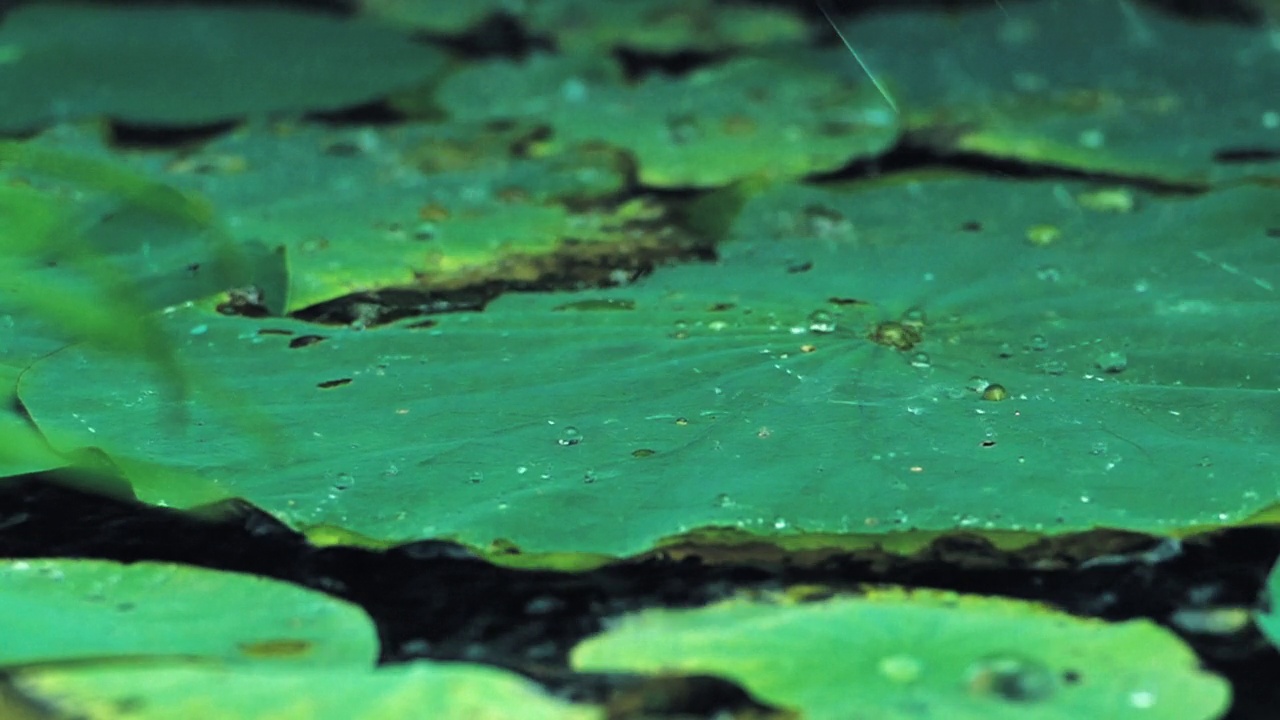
[468,471,483,484]
[982,384,1009,401]
[909,351,931,368]
[966,376,990,392]
[1093,350,1128,373]
[807,310,837,334]
[1129,690,1157,709]
[1035,265,1062,282]
[966,653,1055,703]
[557,426,583,446]
[1025,224,1061,246]
[669,321,689,340]
[879,654,923,683]
[582,470,597,484]
[772,517,789,530]
[1028,334,1049,351]
[1039,360,1067,376]
[631,448,656,458]
[715,493,735,508]
[997,343,1015,358]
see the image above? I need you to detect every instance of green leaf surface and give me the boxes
[571,590,1230,720]
[0,559,377,668]
[0,3,446,131]
[10,660,599,720]
[17,176,1278,555]
[363,0,807,53]
[64,122,635,312]
[828,0,1280,184]
[437,53,899,187]
[0,366,64,477]
[522,0,807,54]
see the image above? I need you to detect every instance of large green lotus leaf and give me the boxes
[0,3,446,132]
[358,0,505,34]
[97,122,631,312]
[522,0,807,54]
[437,53,900,187]
[10,660,599,720]
[0,559,377,668]
[16,178,1279,555]
[362,0,806,53]
[825,0,1280,184]
[571,590,1230,720]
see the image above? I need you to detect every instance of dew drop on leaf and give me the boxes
[557,426,583,446]
[1035,265,1063,282]
[910,351,931,368]
[807,309,837,333]
[982,384,1009,401]
[1129,690,1158,709]
[1094,350,1128,373]
[1028,334,1049,352]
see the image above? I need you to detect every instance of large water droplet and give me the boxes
[966,653,1055,703]
[557,426,583,446]
[1093,350,1128,373]
[1129,690,1157,709]
[807,310,837,334]
[1028,334,1049,352]
[910,352,931,368]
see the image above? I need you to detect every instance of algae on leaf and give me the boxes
[571,590,1230,720]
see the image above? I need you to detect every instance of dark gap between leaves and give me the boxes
[807,137,1208,195]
